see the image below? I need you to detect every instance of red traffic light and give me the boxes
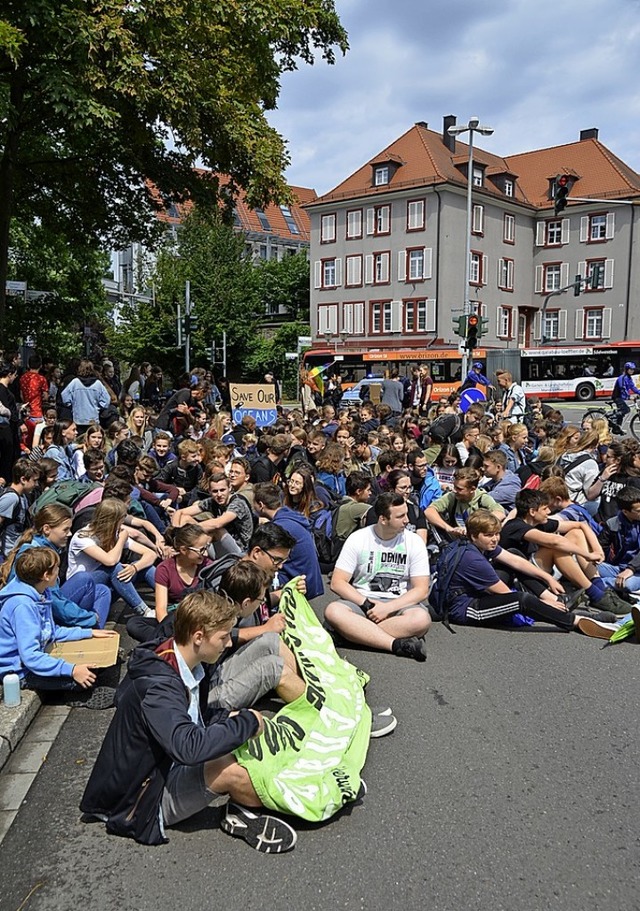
[557,175,569,187]
[467,314,479,327]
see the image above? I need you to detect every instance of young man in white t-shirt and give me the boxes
[325,492,431,661]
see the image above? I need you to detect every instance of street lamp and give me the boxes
[448,116,494,378]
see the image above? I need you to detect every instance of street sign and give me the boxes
[285,352,298,360]
[5,281,26,292]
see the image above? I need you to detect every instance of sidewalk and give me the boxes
[0,691,42,775]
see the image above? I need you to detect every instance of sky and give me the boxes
[268,0,640,196]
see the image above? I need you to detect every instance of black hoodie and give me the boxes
[80,638,259,845]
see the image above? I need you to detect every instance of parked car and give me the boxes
[341,376,385,404]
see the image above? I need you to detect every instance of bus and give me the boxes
[302,341,640,403]
[519,343,640,401]
[302,346,481,399]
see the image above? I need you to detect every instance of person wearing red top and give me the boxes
[19,355,49,446]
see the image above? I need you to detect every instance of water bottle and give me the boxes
[3,673,21,707]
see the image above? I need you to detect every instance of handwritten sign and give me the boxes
[230,383,278,428]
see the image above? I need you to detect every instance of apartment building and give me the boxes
[306,117,640,356]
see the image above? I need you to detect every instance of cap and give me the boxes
[473,362,483,369]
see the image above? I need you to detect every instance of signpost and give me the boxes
[229,383,278,428]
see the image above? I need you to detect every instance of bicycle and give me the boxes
[582,399,640,441]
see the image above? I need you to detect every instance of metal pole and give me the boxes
[461,130,475,380]
[222,330,227,376]
[184,280,191,374]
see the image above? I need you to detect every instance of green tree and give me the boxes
[253,251,310,322]
[0,0,348,341]
[244,321,310,399]
[107,211,262,378]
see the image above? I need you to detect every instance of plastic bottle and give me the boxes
[2,673,21,707]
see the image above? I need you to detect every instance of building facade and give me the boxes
[306,117,640,357]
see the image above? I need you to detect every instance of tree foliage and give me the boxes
[253,251,310,322]
[0,0,348,340]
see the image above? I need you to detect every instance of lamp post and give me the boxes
[447,116,494,379]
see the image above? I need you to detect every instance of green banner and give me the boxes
[234,583,371,822]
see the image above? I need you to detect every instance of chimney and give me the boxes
[580,128,599,141]
[443,115,456,152]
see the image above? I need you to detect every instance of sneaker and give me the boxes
[67,686,116,710]
[221,804,297,853]
[573,607,617,623]
[370,710,397,738]
[592,589,631,616]
[576,618,620,640]
[391,636,427,662]
[632,606,640,643]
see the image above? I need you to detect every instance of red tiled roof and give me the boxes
[152,172,315,241]
[309,123,640,209]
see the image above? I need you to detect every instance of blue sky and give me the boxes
[268,0,640,195]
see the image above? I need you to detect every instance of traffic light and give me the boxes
[452,315,467,337]
[589,263,603,290]
[574,274,582,297]
[554,175,570,216]
[466,313,479,350]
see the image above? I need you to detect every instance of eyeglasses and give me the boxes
[260,548,286,568]
[188,546,209,556]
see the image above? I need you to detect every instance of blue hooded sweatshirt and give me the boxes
[0,579,92,680]
[9,535,98,628]
[273,506,324,599]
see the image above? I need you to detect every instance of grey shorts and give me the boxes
[161,762,228,827]
[337,599,430,618]
[208,632,284,711]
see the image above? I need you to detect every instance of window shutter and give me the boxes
[314,261,322,289]
[497,258,503,286]
[390,300,403,332]
[366,208,375,235]
[558,309,567,339]
[329,307,338,334]
[397,250,406,281]
[533,311,542,340]
[535,265,543,293]
[536,222,545,246]
[479,303,488,317]
[334,258,342,287]
[354,302,364,334]
[561,219,570,244]
[381,253,389,283]
[364,255,374,284]
[605,213,615,240]
[560,262,569,287]
[342,303,353,334]
[426,299,436,333]
[507,260,514,290]
[423,248,433,279]
[380,207,390,233]
[580,217,589,243]
[575,309,584,340]
[482,255,488,286]
[602,308,612,338]
[318,307,328,334]
[577,260,587,279]
[473,205,484,233]
[604,259,614,289]
[497,306,506,336]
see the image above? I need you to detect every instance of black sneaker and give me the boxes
[66,686,116,710]
[221,804,297,853]
[592,589,631,616]
[391,636,427,662]
[572,607,617,623]
[370,710,397,738]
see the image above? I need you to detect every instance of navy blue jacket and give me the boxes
[273,506,324,599]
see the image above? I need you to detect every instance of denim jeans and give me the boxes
[598,562,640,592]
[92,564,155,610]
[60,575,111,628]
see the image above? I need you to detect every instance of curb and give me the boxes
[0,692,42,774]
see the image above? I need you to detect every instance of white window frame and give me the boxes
[407,199,425,231]
[546,219,562,245]
[498,257,514,291]
[472,204,484,235]
[373,251,390,284]
[345,254,363,287]
[544,263,561,292]
[320,213,336,243]
[472,166,483,187]
[374,205,390,235]
[503,214,515,244]
[504,179,514,197]
[346,209,363,240]
[589,214,607,241]
[497,306,512,339]
[322,257,341,289]
[374,166,389,186]
[408,248,425,281]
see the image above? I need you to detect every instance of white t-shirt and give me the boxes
[67,532,128,576]
[335,525,430,601]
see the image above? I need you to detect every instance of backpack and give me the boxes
[309,484,349,571]
[198,553,241,592]
[427,539,472,632]
[0,490,27,557]
[428,413,461,444]
[31,480,99,516]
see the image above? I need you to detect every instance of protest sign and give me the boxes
[229,383,278,428]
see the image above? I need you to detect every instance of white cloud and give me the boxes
[269,0,640,194]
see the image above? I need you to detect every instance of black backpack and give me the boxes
[309,483,349,572]
[198,553,241,591]
[428,413,462,444]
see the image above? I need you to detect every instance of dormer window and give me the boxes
[472,166,484,187]
[374,166,389,186]
[504,178,514,197]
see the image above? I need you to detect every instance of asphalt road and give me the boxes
[1,587,640,911]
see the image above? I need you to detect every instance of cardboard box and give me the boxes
[46,633,120,667]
